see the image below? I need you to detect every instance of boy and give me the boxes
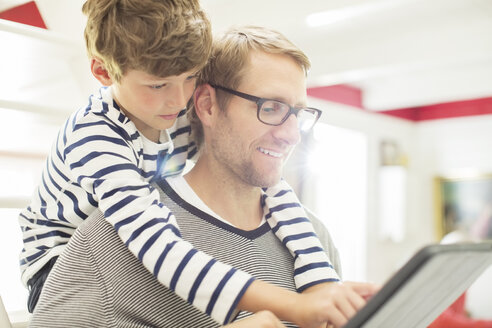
[19,0,339,324]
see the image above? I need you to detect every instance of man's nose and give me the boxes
[272,114,301,146]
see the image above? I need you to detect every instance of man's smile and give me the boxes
[258,147,284,158]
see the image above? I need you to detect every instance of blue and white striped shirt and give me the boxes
[19,86,339,324]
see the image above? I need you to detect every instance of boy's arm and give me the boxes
[66,120,253,325]
[263,179,341,291]
[238,280,380,328]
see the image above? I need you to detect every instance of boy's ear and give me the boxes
[90,58,113,86]
[193,84,218,127]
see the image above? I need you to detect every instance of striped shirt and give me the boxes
[19,86,339,324]
[29,178,341,327]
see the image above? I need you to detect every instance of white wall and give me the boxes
[416,114,492,174]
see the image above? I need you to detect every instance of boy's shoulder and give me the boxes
[72,87,128,127]
[84,87,121,119]
[61,87,135,144]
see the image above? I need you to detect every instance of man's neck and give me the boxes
[184,156,263,231]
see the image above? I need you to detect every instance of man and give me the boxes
[30,26,378,328]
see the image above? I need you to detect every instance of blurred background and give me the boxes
[1,0,492,325]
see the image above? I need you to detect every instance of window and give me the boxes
[305,123,368,281]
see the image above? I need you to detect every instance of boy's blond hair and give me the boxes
[82,0,212,82]
[190,25,311,148]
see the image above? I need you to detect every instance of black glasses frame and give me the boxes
[210,84,322,128]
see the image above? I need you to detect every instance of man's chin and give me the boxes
[258,176,283,189]
[245,166,283,188]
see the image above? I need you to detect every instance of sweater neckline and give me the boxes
[157,179,271,240]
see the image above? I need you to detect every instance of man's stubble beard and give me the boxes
[209,122,282,189]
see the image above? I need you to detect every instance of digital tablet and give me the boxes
[343,242,492,328]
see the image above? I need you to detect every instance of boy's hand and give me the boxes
[236,279,379,328]
[223,311,286,328]
[296,281,381,328]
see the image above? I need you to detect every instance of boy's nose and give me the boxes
[166,85,188,109]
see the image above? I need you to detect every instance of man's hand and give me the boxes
[223,311,286,328]
[295,281,381,328]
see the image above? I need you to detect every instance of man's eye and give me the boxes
[263,102,284,113]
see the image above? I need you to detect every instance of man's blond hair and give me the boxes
[190,25,311,149]
[82,0,212,82]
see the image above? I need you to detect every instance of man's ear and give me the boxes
[193,84,218,128]
[91,58,113,86]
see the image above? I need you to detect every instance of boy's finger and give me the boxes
[335,296,358,320]
[346,282,381,297]
[326,309,349,328]
[346,289,366,310]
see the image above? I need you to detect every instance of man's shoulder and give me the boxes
[72,209,109,242]
[303,207,324,230]
[302,207,342,277]
[303,208,330,246]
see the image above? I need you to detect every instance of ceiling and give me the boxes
[1,0,492,116]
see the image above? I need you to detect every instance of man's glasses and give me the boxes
[211,84,322,132]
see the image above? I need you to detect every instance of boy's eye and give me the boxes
[150,84,166,89]
[186,74,198,81]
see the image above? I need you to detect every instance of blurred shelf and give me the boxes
[0,17,80,48]
[0,18,97,117]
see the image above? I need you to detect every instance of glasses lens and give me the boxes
[259,100,289,125]
[297,109,318,132]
